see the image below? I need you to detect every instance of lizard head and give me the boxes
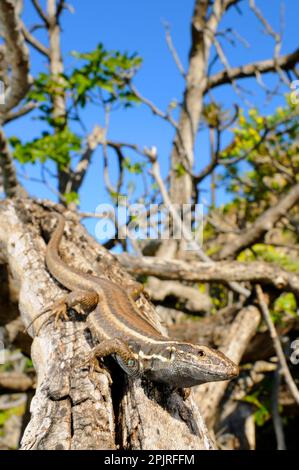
[141,343,239,388]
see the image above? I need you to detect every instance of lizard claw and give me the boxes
[52,300,68,328]
[25,297,69,336]
[81,353,113,385]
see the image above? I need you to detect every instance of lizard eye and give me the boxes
[127,359,136,367]
[197,350,206,357]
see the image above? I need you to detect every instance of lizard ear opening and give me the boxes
[197,350,206,357]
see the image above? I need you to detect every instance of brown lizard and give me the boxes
[31,213,239,388]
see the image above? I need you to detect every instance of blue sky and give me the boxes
[4,0,299,237]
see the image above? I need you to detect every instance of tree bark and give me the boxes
[0,198,215,450]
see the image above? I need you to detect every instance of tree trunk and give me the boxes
[0,197,215,449]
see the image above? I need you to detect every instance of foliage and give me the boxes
[242,376,273,427]
[222,98,299,209]
[27,43,142,126]
[271,292,297,324]
[237,244,299,272]
[11,43,143,201]
[70,44,142,108]
[242,391,271,427]
[10,129,82,169]
[123,157,145,174]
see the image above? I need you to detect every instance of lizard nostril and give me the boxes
[197,350,206,357]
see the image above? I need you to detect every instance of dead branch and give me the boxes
[0,0,32,122]
[217,183,299,260]
[20,20,50,57]
[205,47,299,92]
[163,22,186,78]
[147,277,212,313]
[255,285,299,406]
[31,0,49,26]
[0,372,34,392]
[117,254,299,299]
[3,101,37,124]
[147,152,251,298]
[271,365,287,450]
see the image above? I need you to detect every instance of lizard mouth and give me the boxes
[225,367,239,379]
[223,363,239,379]
[201,362,239,380]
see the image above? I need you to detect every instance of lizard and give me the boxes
[31,212,239,389]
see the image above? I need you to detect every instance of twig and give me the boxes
[56,0,65,19]
[255,284,299,406]
[4,101,37,124]
[31,0,49,25]
[213,35,253,106]
[249,0,289,86]
[163,21,186,78]
[20,21,49,57]
[130,84,178,129]
[271,365,287,450]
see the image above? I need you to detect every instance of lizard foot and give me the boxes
[25,296,69,336]
[51,299,68,327]
[81,353,113,385]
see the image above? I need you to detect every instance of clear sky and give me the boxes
[4,0,299,236]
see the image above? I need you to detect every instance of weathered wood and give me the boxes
[0,198,214,450]
[118,253,299,299]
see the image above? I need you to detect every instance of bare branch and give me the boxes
[205,47,299,92]
[70,125,105,194]
[144,152,250,297]
[163,22,186,78]
[256,285,299,406]
[4,101,37,124]
[0,372,34,392]
[169,0,240,204]
[249,0,289,86]
[31,0,50,26]
[130,84,178,128]
[271,366,287,450]
[20,20,49,57]
[217,183,299,260]
[117,254,299,300]
[56,0,65,19]
[0,0,32,122]
[213,35,253,105]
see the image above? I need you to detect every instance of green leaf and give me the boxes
[64,191,80,205]
[12,129,82,167]
[175,163,186,177]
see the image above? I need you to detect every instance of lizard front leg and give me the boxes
[85,338,140,379]
[51,290,100,325]
[28,290,99,335]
